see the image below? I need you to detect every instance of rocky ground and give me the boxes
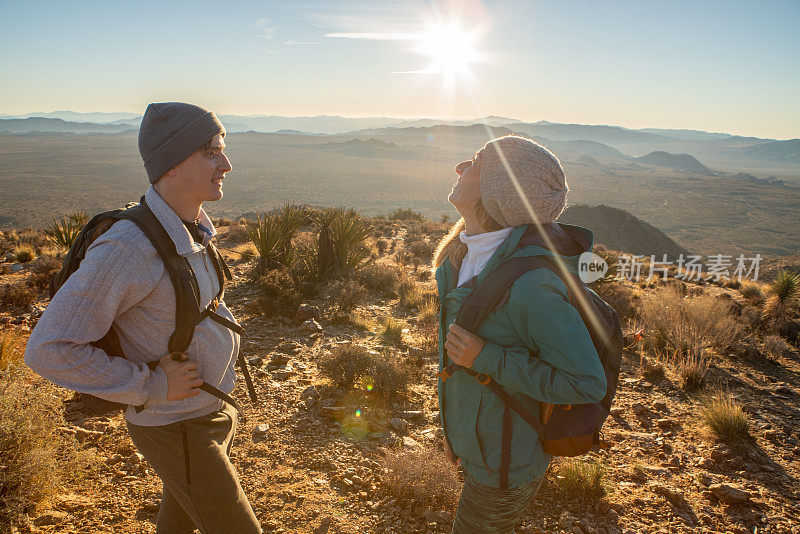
[2,221,800,534]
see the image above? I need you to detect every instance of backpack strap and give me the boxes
[118,198,255,414]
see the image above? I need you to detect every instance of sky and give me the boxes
[2,0,798,139]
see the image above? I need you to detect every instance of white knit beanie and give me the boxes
[477,135,568,227]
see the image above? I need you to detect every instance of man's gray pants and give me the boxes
[127,404,261,534]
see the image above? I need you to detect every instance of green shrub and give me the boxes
[254,268,300,317]
[699,391,750,443]
[44,211,87,250]
[383,446,460,509]
[0,282,38,312]
[358,263,400,297]
[554,459,606,500]
[388,208,424,222]
[317,345,409,398]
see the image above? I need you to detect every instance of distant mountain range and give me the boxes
[1,111,797,179]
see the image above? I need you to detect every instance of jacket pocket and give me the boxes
[181,423,191,487]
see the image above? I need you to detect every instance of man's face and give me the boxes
[171,134,232,204]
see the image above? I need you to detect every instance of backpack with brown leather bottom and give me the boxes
[437,223,624,488]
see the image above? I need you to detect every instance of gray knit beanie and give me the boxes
[477,135,568,227]
[138,102,225,183]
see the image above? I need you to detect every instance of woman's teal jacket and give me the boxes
[435,223,607,488]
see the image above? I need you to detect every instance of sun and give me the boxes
[416,22,481,76]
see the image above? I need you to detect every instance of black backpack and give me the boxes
[438,223,623,487]
[49,196,257,420]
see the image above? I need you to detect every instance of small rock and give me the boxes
[34,511,68,526]
[247,356,263,367]
[388,418,409,433]
[297,304,322,322]
[709,483,750,504]
[302,319,323,333]
[656,418,680,431]
[10,263,24,273]
[252,424,269,440]
[631,403,646,415]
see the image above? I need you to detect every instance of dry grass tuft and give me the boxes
[553,459,606,500]
[739,281,764,305]
[397,277,424,310]
[381,317,405,346]
[357,263,400,298]
[699,390,750,444]
[28,255,62,291]
[383,446,460,509]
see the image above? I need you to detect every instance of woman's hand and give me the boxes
[445,324,486,368]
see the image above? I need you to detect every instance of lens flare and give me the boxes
[355,410,362,417]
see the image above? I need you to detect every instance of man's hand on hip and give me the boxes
[159,353,203,401]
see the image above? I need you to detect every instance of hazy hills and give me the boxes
[557,205,689,258]
[633,151,712,175]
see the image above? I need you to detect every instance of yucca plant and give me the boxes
[769,270,800,302]
[763,270,800,320]
[328,208,373,277]
[246,204,305,274]
[45,210,87,250]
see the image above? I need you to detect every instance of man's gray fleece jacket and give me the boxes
[25,186,240,426]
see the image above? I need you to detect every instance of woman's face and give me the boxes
[448,153,482,215]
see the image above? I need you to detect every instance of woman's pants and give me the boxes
[451,470,544,534]
[127,403,261,534]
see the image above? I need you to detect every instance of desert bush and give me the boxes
[14,246,36,264]
[553,459,606,500]
[383,446,460,509]
[44,211,87,250]
[247,204,306,274]
[397,277,424,309]
[388,208,424,222]
[639,286,742,360]
[1,330,88,528]
[381,318,405,346]
[376,239,389,255]
[0,282,38,312]
[28,255,61,291]
[15,228,49,249]
[739,281,764,305]
[639,353,665,383]
[763,334,794,359]
[415,297,439,359]
[254,268,300,317]
[699,390,750,443]
[405,238,435,262]
[317,345,409,398]
[590,278,637,322]
[225,222,250,244]
[358,263,400,297]
[325,278,368,315]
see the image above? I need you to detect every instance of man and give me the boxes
[25,102,261,534]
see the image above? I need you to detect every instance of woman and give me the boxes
[433,135,607,533]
